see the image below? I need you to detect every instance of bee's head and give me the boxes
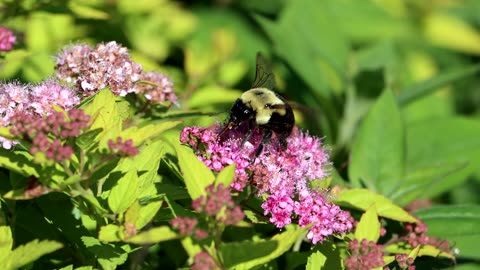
[218,99,254,138]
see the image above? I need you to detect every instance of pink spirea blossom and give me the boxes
[192,184,245,225]
[0,81,80,149]
[55,41,177,104]
[30,80,81,115]
[10,109,90,161]
[400,222,450,252]
[136,71,177,104]
[344,239,385,270]
[180,124,353,244]
[0,82,30,127]
[191,251,218,270]
[56,41,142,97]
[0,26,16,51]
[108,137,139,157]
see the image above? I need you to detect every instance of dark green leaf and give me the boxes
[349,90,404,196]
[398,64,480,105]
[406,117,480,199]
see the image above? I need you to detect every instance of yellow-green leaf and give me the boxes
[355,204,380,242]
[334,189,417,223]
[127,226,178,244]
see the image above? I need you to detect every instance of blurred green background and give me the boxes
[2,0,480,219]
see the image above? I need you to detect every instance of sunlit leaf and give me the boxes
[335,189,417,223]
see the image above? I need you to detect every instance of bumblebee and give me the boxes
[219,53,295,157]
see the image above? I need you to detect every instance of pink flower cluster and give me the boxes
[107,137,139,157]
[170,216,207,240]
[10,109,90,161]
[0,81,80,149]
[344,239,385,270]
[400,222,450,252]
[0,26,16,51]
[191,251,218,270]
[55,41,177,103]
[395,254,415,270]
[192,184,245,226]
[170,184,244,243]
[180,124,353,244]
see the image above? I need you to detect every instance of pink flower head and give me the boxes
[136,71,177,104]
[344,239,385,270]
[191,184,245,225]
[10,109,91,161]
[55,41,143,97]
[108,137,139,157]
[0,82,31,149]
[0,26,16,51]
[30,80,80,115]
[180,124,353,244]
[191,251,218,270]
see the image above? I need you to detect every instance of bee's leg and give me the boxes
[255,129,272,157]
[241,118,256,146]
[277,132,289,151]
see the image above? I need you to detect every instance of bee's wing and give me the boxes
[251,52,276,90]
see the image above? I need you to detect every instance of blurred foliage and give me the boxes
[1,0,480,269]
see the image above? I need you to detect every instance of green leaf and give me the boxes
[125,199,163,230]
[335,189,417,223]
[349,89,404,196]
[306,251,327,270]
[114,139,165,196]
[99,224,122,242]
[222,241,279,268]
[415,205,480,259]
[0,127,13,139]
[405,117,480,199]
[174,144,215,200]
[0,226,13,262]
[356,40,397,71]
[384,243,453,259]
[256,0,348,95]
[390,162,467,206]
[188,86,241,109]
[120,121,181,146]
[0,149,39,177]
[355,204,380,242]
[418,245,454,259]
[81,89,122,148]
[126,226,178,244]
[398,64,480,105]
[0,239,63,270]
[215,163,236,188]
[57,265,94,270]
[222,226,306,269]
[81,236,129,270]
[108,170,139,214]
[76,128,103,150]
